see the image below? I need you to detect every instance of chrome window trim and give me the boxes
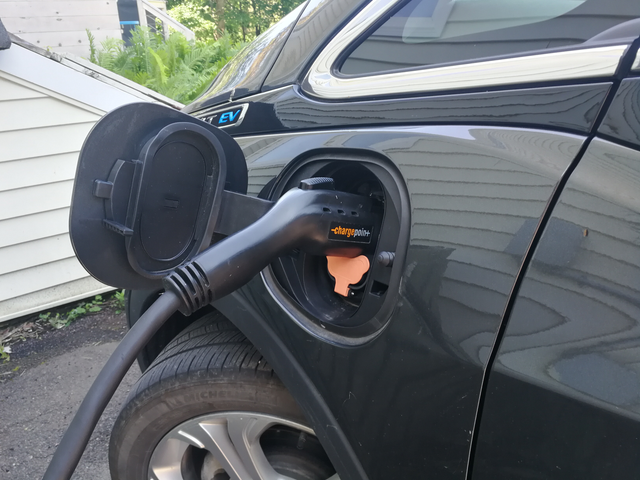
[633,50,640,72]
[303,0,628,100]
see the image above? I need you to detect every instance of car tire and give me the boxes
[109,312,336,480]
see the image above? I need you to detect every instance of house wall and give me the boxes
[0,0,121,57]
[0,42,180,324]
[0,73,107,322]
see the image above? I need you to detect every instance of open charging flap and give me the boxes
[70,102,251,290]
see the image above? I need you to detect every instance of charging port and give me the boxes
[265,154,410,340]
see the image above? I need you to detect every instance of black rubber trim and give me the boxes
[464,36,640,480]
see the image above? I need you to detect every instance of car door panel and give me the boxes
[599,77,640,148]
[210,83,611,136]
[183,3,640,478]
[472,138,640,479]
[205,126,585,479]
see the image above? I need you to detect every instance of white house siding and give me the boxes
[0,41,180,324]
[0,0,120,57]
[0,75,105,322]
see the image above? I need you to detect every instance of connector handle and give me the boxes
[164,186,376,315]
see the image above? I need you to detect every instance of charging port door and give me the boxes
[70,102,248,290]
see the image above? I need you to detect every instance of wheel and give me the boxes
[109,312,337,480]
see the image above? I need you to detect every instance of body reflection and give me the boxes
[475,139,640,479]
[237,126,582,478]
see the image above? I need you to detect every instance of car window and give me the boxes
[340,0,640,75]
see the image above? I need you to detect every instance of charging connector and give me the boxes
[164,179,381,315]
[44,179,381,480]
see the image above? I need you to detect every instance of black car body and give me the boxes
[120,1,640,479]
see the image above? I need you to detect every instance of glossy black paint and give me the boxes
[599,77,640,148]
[473,139,640,479]
[200,126,585,479]
[141,2,640,478]
[262,0,369,91]
[196,83,611,136]
[182,4,303,112]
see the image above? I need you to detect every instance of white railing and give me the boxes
[138,0,195,41]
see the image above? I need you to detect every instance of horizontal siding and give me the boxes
[246,166,285,196]
[0,276,112,322]
[0,234,75,276]
[413,208,535,236]
[417,193,545,218]
[0,1,117,18]
[0,0,119,56]
[11,29,120,55]
[0,122,96,162]
[0,208,70,248]
[0,152,78,191]
[396,130,579,361]
[409,181,550,200]
[0,76,46,101]
[497,144,640,386]
[0,47,174,322]
[0,256,90,302]
[4,14,118,34]
[49,43,98,57]
[513,186,640,318]
[0,97,98,133]
[0,180,74,221]
[0,73,108,322]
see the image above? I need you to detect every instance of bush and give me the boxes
[87,27,242,104]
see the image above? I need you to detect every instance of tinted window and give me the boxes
[341,0,640,75]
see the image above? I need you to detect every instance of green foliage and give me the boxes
[38,295,104,329]
[166,0,304,43]
[0,345,9,363]
[87,26,241,103]
[224,0,303,41]
[87,29,98,63]
[114,290,126,314]
[40,312,65,329]
[168,0,217,40]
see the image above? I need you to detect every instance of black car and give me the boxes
[82,1,640,479]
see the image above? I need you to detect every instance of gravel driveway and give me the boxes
[0,309,140,480]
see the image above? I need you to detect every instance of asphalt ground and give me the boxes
[0,307,140,480]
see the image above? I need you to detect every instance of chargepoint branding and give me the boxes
[328,223,373,244]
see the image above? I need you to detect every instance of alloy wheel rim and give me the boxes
[148,411,339,480]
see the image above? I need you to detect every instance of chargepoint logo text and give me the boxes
[328,223,373,244]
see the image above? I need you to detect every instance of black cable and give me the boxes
[42,291,181,480]
[44,183,377,480]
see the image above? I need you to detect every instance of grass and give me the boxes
[39,294,105,329]
[0,290,127,362]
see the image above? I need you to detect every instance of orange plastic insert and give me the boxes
[326,255,370,296]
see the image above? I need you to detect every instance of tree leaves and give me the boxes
[168,0,304,43]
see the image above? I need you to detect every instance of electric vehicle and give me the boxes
[83,1,640,479]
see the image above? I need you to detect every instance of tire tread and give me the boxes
[125,312,277,404]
